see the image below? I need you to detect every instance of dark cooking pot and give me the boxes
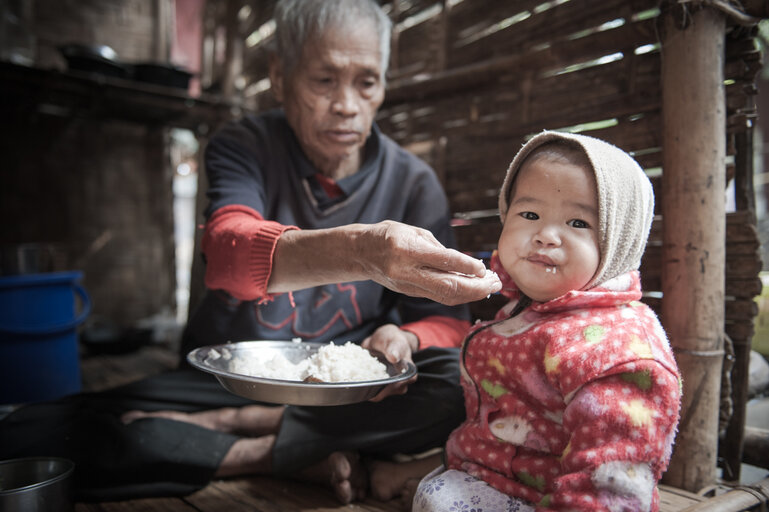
[58,43,129,79]
[132,63,193,90]
[0,457,75,512]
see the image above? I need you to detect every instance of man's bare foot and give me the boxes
[121,404,285,436]
[368,452,442,503]
[299,451,368,504]
[215,435,276,477]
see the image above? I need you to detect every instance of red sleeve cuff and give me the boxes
[201,204,298,301]
[401,315,470,349]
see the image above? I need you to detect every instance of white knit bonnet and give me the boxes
[498,130,655,290]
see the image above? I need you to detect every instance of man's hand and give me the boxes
[270,220,502,304]
[359,221,502,306]
[361,324,418,402]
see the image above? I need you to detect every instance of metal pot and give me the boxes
[58,43,129,79]
[0,457,75,512]
[132,62,193,90]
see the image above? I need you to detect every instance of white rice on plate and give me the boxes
[229,350,308,380]
[228,341,390,383]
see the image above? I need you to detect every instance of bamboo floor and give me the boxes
[72,343,735,512]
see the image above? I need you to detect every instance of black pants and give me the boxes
[0,347,464,501]
[272,347,465,475]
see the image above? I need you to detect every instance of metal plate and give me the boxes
[187,341,417,406]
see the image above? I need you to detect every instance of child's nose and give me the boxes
[535,225,561,246]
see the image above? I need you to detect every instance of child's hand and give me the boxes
[361,324,418,402]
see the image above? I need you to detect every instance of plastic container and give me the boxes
[0,271,90,404]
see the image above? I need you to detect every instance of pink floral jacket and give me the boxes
[446,254,681,511]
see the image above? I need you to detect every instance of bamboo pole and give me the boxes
[659,3,727,492]
[679,477,769,511]
[742,426,769,470]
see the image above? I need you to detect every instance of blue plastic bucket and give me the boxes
[0,271,90,404]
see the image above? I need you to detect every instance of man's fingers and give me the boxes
[371,220,502,304]
[440,251,488,278]
[369,376,415,402]
[400,267,502,306]
[384,221,485,277]
[409,238,487,278]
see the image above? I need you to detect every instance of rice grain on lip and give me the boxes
[228,341,390,383]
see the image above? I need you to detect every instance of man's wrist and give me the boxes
[346,223,378,279]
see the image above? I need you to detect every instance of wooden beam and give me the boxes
[660,3,727,493]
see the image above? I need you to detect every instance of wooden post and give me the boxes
[199,1,219,92]
[389,0,400,75]
[221,0,244,99]
[153,0,173,62]
[660,3,726,492]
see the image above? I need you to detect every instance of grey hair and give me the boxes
[272,0,392,80]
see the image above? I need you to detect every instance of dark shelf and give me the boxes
[0,61,244,133]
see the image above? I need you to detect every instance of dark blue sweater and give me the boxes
[182,110,469,352]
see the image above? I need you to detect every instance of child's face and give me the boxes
[498,155,600,302]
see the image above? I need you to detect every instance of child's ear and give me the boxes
[268,54,284,103]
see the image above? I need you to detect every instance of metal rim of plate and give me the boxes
[187,340,417,406]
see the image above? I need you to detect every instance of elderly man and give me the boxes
[0,0,500,505]
[164,0,499,501]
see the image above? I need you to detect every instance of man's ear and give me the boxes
[268,54,284,103]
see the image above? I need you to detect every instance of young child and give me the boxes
[412,131,682,511]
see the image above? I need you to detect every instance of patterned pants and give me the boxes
[412,466,535,512]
